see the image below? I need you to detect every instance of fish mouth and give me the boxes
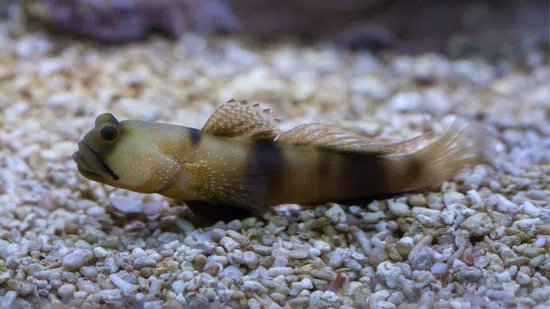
[73,141,120,181]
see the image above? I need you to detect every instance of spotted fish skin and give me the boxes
[73,99,491,224]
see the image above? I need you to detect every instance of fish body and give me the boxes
[74,99,489,224]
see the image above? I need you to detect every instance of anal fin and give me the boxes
[201,99,281,141]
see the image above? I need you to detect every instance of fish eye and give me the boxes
[99,124,119,143]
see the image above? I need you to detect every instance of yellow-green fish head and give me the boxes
[73,113,122,184]
[73,113,180,193]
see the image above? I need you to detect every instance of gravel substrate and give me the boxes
[0,17,549,309]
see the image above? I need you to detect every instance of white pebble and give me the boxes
[363,211,385,223]
[500,247,518,260]
[149,253,163,262]
[249,266,268,280]
[351,76,389,99]
[273,256,289,267]
[460,212,494,237]
[172,280,185,295]
[496,271,512,283]
[439,210,455,225]
[412,207,441,218]
[512,218,543,230]
[290,278,313,296]
[268,267,293,277]
[181,271,194,281]
[522,201,542,217]
[399,237,414,247]
[77,279,100,294]
[534,236,546,247]
[486,289,515,300]
[133,257,156,269]
[73,291,87,300]
[374,301,397,309]
[220,237,241,252]
[430,262,448,275]
[132,247,148,258]
[508,265,518,278]
[242,251,259,266]
[149,278,163,296]
[377,263,402,289]
[387,291,405,305]
[495,194,521,214]
[111,196,143,214]
[104,257,119,273]
[62,249,93,271]
[443,192,466,206]
[325,204,347,223]
[369,289,391,304]
[87,206,106,217]
[389,92,422,112]
[309,248,321,258]
[387,201,409,217]
[57,284,76,298]
[143,300,163,309]
[0,291,16,308]
[516,272,531,285]
[15,35,52,58]
[502,282,520,295]
[467,189,483,205]
[248,298,261,309]
[243,281,267,294]
[269,302,283,309]
[183,248,203,261]
[93,247,109,259]
[109,274,137,292]
[220,265,243,281]
[313,240,331,252]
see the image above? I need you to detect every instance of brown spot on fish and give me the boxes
[247,140,285,199]
[188,128,202,146]
[406,156,425,183]
[317,151,333,180]
[338,151,386,199]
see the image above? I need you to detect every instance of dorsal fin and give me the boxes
[275,123,434,155]
[201,99,281,141]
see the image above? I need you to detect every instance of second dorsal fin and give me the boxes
[201,99,281,141]
[275,123,434,155]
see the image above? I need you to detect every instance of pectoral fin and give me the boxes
[181,159,267,206]
[202,99,281,141]
[164,158,268,225]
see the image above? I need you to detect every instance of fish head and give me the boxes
[73,113,175,193]
[73,113,126,187]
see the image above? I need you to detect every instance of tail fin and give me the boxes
[406,118,494,189]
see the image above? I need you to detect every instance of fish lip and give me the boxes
[73,142,120,181]
[72,150,92,173]
[73,150,104,181]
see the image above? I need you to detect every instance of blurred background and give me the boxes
[8,0,549,58]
